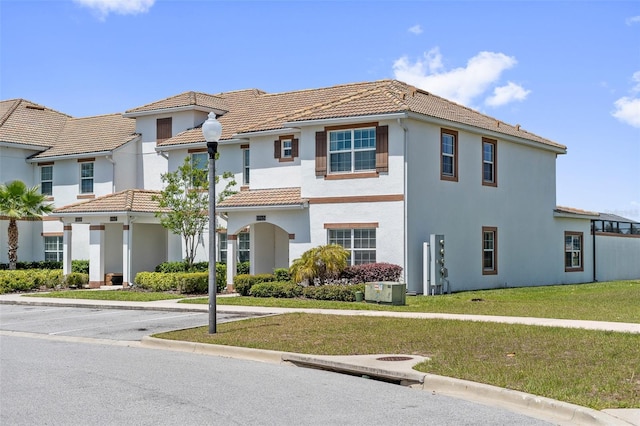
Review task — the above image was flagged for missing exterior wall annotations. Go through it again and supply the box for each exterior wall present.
[134,110,207,190]
[130,223,166,279]
[404,118,568,293]
[0,146,38,186]
[249,134,301,189]
[112,141,139,192]
[595,234,640,281]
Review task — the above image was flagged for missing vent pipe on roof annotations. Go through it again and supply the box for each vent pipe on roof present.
[516,124,521,131]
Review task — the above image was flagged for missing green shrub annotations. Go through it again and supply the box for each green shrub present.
[72,260,90,274]
[234,273,276,296]
[135,272,179,292]
[249,281,302,298]
[273,268,291,282]
[215,263,226,292]
[237,261,250,275]
[64,272,89,288]
[0,269,64,293]
[303,283,366,302]
[177,272,208,294]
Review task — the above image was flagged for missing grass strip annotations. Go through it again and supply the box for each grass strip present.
[24,290,184,302]
[155,313,640,410]
[189,280,640,323]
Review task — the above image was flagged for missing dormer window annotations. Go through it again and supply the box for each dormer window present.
[282,139,293,158]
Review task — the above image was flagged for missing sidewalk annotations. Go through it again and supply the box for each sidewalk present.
[1,292,638,425]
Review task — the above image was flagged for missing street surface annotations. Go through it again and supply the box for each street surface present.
[0,305,552,425]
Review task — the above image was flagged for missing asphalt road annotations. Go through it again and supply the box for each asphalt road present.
[0,305,552,425]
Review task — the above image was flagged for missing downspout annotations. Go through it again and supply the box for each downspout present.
[592,221,597,282]
[106,156,116,193]
[157,150,168,159]
[398,118,409,289]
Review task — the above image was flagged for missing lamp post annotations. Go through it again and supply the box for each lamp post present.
[202,111,222,334]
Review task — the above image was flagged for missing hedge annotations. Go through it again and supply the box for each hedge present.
[0,269,65,294]
[233,273,277,296]
[249,281,303,298]
[302,283,366,301]
[134,271,224,294]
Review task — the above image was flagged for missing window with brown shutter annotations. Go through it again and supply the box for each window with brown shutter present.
[315,131,327,176]
[376,125,388,173]
[156,118,172,144]
[275,135,298,162]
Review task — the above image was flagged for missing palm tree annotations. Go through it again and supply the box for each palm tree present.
[0,180,54,270]
[289,244,349,285]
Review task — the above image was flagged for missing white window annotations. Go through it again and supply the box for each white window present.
[218,232,227,264]
[565,232,583,271]
[282,139,292,158]
[329,128,376,173]
[40,165,53,196]
[441,129,458,181]
[80,162,94,194]
[44,236,63,262]
[242,148,250,185]
[238,232,250,262]
[482,138,497,186]
[190,152,208,186]
[482,227,497,275]
[328,228,376,265]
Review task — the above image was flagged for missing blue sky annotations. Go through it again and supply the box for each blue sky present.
[2,0,639,220]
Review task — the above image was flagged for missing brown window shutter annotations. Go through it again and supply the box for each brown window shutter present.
[292,138,299,158]
[315,131,327,176]
[274,140,281,159]
[156,118,172,143]
[376,125,388,173]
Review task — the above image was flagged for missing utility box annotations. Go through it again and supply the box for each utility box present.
[364,282,406,305]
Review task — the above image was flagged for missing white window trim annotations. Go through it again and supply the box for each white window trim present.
[40,165,53,196]
[80,162,94,194]
[328,127,376,174]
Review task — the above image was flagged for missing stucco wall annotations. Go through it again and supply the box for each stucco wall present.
[595,234,640,281]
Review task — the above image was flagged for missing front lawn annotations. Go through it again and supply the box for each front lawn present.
[155,313,640,410]
[24,290,185,302]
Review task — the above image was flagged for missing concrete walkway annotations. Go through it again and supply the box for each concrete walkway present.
[1,292,638,425]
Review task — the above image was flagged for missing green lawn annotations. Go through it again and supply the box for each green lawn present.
[25,290,185,302]
[156,313,640,410]
[186,280,640,323]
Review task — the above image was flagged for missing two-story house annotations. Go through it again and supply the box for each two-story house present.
[2,80,638,292]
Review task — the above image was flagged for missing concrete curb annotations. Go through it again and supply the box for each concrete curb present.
[139,336,634,426]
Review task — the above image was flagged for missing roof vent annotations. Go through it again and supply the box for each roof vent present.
[25,105,45,111]
[516,124,521,131]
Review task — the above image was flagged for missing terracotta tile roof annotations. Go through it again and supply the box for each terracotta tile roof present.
[554,206,600,217]
[0,99,70,149]
[33,113,138,159]
[217,187,306,209]
[157,80,564,150]
[125,91,229,114]
[53,190,167,214]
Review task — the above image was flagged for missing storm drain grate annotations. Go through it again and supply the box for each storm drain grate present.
[376,356,414,362]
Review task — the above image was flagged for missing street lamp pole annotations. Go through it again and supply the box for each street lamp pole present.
[202,112,222,334]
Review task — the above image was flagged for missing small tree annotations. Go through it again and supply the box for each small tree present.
[152,157,235,270]
[0,180,54,270]
[289,244,349,285]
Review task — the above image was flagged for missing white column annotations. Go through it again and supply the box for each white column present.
[89,224,105,288]
[62,224,72,275]
[122,223,130,287]
[226,234,237,292]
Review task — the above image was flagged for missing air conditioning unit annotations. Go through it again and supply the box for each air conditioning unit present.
[364,282,406,306]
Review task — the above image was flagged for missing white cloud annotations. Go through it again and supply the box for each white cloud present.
[485,82,531,107]
[612,71,640,128]
[392,47,526,107]
[408,25,423,35]
[625,16,640,26]
[73,0,155,19]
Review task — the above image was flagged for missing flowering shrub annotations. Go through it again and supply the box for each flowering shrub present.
[339,262,403,284]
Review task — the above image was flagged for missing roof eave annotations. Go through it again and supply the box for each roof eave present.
[0,141,50,151]
[407,112,567,154]
[27,150,113,163]
[280,112,409,129]
[156,137,249,152]
[217,203,308,213]
[122,105,228,118]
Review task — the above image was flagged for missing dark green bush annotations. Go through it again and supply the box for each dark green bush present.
[72,260,90,274]
[273,268,291,282]
[234,273,276,296]
[236,261,250,275]
[64,272,89,288]
[0,261,61,270]
[303,283,366,302]
[249,281,302,298]
[155,261,209,273]
[135,271,223,294]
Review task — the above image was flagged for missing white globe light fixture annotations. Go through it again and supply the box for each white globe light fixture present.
[202,112,222,334]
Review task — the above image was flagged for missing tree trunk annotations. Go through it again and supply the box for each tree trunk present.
[8,219,18,270]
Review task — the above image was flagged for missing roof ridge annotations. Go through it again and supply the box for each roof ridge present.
[0,99,22,127]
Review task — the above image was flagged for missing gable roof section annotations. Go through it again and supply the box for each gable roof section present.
[157,80,564,151]
[217,187,306,210]
[53,189,166,214]
[0,99,70,149]
[31,114,138,159]
[124,91,229,115]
